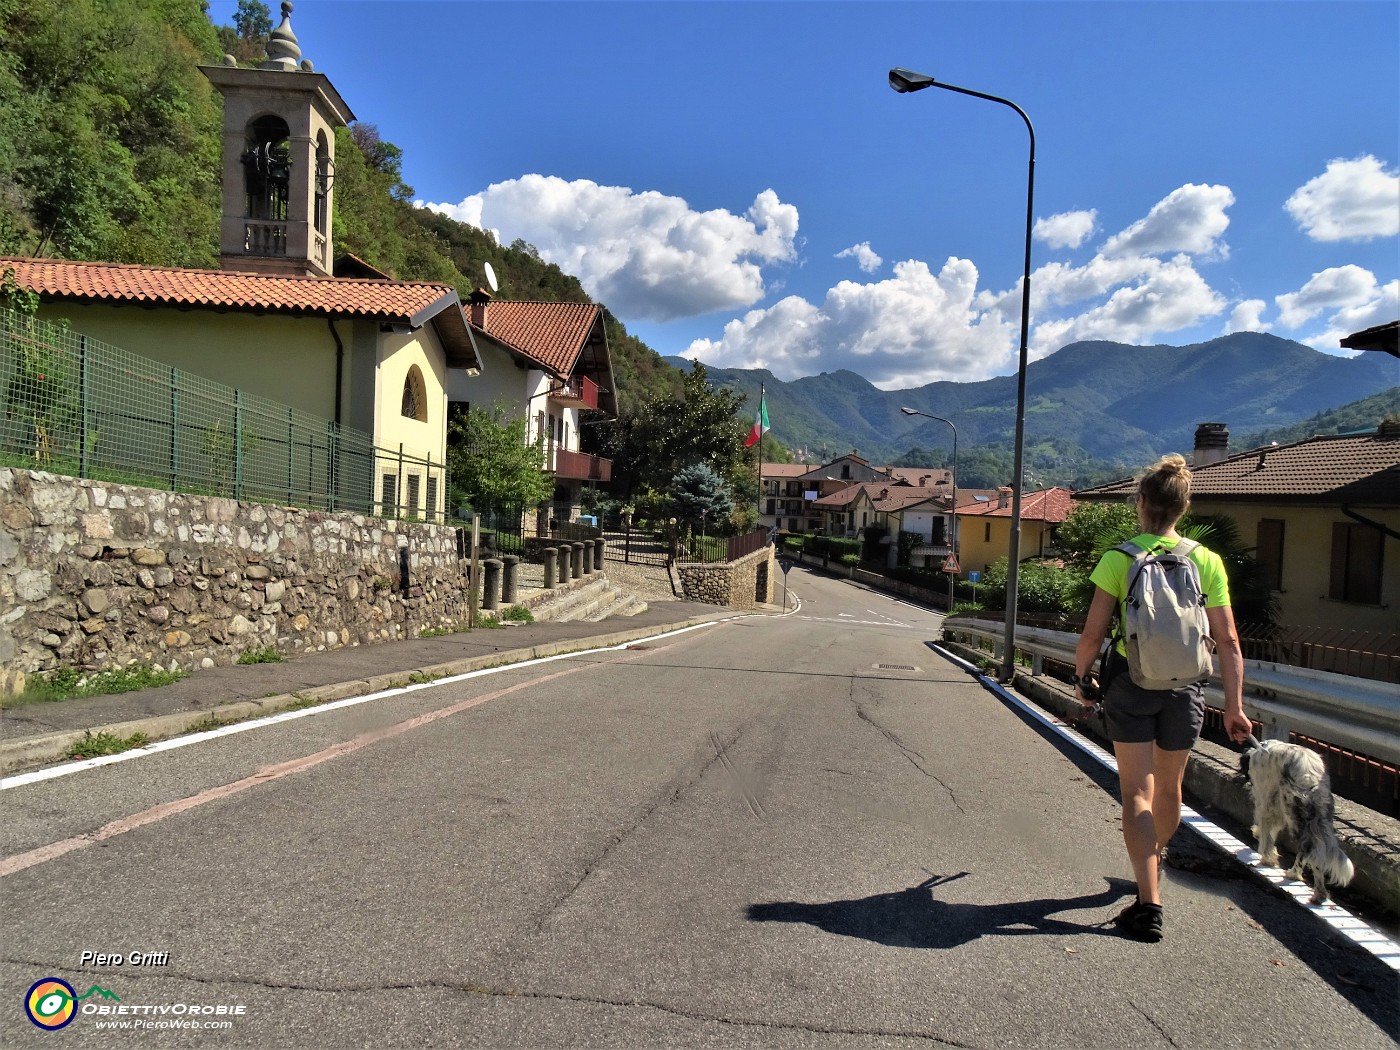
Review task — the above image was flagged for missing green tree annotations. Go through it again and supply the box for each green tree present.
[1056,501,1138,573]
[605,361,753,512]
[978,557,1084,617]
[446,405,553,512]
[672,463,733,530]
[0,0,223,264]
[215,0,272,64]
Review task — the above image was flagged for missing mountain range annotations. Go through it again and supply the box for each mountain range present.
[670,333,1399,482]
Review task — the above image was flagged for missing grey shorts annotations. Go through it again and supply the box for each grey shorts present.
[1101,656,1205,751]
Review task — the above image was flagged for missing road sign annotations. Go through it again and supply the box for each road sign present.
[778,556,793,575]
[968,570,981,584]
[941,554,960,574]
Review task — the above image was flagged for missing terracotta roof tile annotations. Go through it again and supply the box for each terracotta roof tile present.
[886,467,953,488]
[957,487,1077,521]
[760,464,815,478]
[1075,431,1400,504]
[2,256,459,322]
[474,300,601,375]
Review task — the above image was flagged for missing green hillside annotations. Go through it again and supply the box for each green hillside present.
[681,335,1399,487]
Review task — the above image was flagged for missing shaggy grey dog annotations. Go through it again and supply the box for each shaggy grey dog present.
[1239,739,1355,903]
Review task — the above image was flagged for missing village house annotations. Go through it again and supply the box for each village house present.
[455,290,617,526]
[1075,421,1400,633]
[956,486,1077,576]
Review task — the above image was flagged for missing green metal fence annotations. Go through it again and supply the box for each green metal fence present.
[0,310,448,521]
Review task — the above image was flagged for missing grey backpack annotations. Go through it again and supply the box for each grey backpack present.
[1115,538,1215,690]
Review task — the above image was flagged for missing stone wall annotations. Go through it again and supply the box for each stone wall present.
[0,468,471,694]
[675,545,774,609]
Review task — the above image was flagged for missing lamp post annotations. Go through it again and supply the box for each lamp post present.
[889,66,1035,683]
[899,407,958,611]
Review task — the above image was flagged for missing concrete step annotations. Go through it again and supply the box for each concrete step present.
[526,577,614,623]
[580,589,649,622]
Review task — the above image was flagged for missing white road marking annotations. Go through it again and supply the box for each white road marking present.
[1,620,728,791]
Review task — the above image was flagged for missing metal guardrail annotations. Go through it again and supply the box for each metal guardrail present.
[944,617,1400,766]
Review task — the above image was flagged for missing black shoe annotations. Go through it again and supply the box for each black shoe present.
[1113,898,1163,942]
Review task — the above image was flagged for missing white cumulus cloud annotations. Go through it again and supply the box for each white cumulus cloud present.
[422,176,799,322]
[1101,184,1234,260]
[834,241,883,273]
[1033,209,1097,250]
[684,184,1251,387]
[684,258,1016,389]
[1275,265,1379,328]
[1224,300,1270,334]
[1285,155,1400,242]
[1029,255,1226,355]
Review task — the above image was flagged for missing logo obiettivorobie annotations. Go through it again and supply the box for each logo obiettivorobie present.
[24,979,119,1030]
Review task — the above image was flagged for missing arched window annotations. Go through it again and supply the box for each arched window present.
[401,366,427,422]
[240,115,291,222]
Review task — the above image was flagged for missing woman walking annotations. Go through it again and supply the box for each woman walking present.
[1074,454,1252,942]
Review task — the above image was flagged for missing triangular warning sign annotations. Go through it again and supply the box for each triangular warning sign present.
[941,554,961,573]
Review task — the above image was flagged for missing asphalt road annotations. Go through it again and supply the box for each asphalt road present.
[3,565,1396,1047]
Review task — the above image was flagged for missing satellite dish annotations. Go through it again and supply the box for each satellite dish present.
[483,261,499,293]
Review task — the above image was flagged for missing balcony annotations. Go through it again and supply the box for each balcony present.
[552,448,612,482]
[243,220,287,257]
[551,376,600,410]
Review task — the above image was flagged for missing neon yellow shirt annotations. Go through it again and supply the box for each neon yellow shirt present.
[1090,533,1231,656]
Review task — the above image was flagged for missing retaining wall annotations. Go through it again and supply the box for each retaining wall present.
[0,468,471,694]
[676,545,774,609]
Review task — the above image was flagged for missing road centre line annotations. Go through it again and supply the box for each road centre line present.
[1,620,729,793]
[0,625,726,879]
[928,644,1400,972]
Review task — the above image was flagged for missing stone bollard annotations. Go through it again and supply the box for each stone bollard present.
[501,555,519,605]
[593,537,605,571]
[543,547,558,589]
[572,542,586,579]
[557,544,571,584]
[482,558,502,611]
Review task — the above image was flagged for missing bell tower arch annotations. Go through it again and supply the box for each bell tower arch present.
[201,3,355,276]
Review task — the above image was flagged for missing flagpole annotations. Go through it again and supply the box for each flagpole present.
[755,381,764,529]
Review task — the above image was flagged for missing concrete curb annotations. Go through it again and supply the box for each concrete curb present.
[936,639,1400,922]
[0,614,730,776]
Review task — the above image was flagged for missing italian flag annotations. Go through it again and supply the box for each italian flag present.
[744,395,770,448]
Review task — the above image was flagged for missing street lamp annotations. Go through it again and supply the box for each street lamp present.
[889,66,1035,683]
[900,407,958,610]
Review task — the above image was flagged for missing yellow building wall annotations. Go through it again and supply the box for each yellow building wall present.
[34,302,452,520]
[957,515,1056,574]
[1197,499,1398,632]
[36,303,339,420]
[371,330,449,520]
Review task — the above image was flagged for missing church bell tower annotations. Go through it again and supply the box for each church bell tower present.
[200,3,355,277]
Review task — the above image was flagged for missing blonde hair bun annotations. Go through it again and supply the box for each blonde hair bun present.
[1138,453,1191,528]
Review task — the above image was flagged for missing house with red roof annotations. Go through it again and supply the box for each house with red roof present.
[956,486,1078,576]
[456,291,616,522]
[1075,422,1400,632]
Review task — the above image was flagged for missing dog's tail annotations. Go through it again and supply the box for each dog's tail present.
[1306,836,1355,890]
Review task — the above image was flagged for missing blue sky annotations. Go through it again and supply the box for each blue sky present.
[211,1,1399,391]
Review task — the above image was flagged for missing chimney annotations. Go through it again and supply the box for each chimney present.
[997,486,1012,510]
[1379,419,1400,441]
[468,288,492,330]
[1193,422,1229,467]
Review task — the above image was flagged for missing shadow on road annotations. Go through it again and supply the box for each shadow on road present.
[747,872,1135,949]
